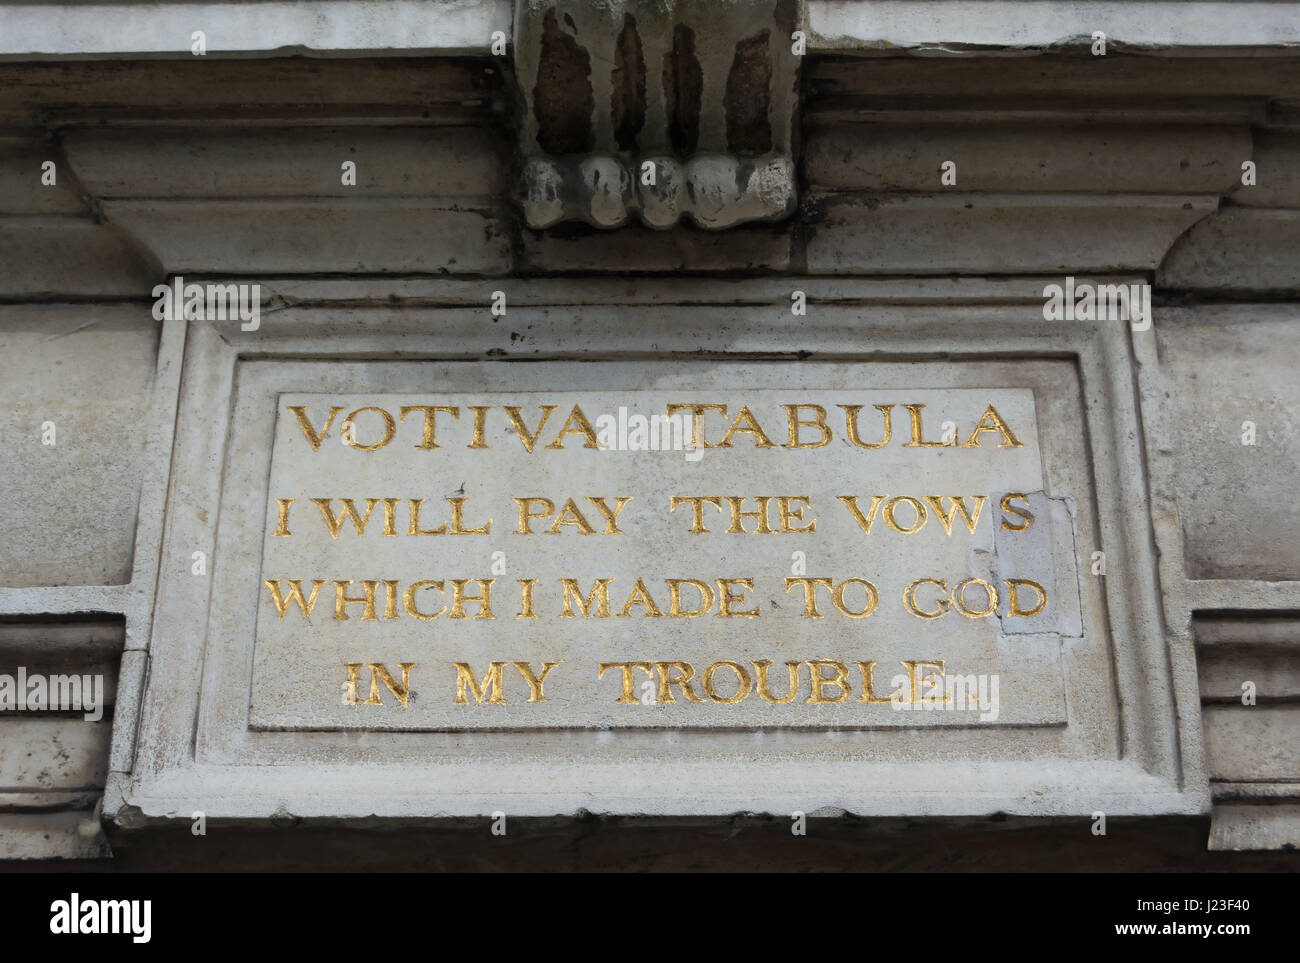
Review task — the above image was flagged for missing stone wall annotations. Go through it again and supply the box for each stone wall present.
[0,44,1296,865]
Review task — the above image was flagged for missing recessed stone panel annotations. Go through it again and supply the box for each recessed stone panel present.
[249,388,1069,730]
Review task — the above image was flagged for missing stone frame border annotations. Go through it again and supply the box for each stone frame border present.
[111,277,1205,822]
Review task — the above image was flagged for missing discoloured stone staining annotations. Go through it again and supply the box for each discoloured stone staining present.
[664,24,703,157]
[611,13,646,152]
[516,1,800,229]
[533,8,594,154]
[724,31,773,154]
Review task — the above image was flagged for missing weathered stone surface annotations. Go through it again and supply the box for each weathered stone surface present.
[1210,802,1300,851]
[521,153,796,230]
[806,125,1248,194]
[7,0,1300,61]
[1149,309,1300,580]
[1199,648,1300,700]
[0,59,501,125]
[523,220,790,271]
[102,201,511,275]
[1231,132,1300,208]
[808,194,1216,274]
[514,0,801,228]
[1159,207,1300,292]
[0,138,87,215]
[1203,705,1300,781]
[0,810,110,860]
[0,308,157,587]
[0,719,110,790]
[0,220,155,297]
[65,127,508,200]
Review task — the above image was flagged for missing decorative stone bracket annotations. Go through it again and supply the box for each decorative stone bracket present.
[514,0,802,230]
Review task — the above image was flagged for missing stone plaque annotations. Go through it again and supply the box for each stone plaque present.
[126,301,1194,820]
[251,388,1077,730]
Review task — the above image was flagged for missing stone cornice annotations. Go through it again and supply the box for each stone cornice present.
[4,1,1300,60]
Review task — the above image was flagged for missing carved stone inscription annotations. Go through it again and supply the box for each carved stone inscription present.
[250,389,1075,729]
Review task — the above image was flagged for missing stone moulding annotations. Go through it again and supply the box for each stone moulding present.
[109,279,1205,823]
[521,152,795,229]
[514,0,802,230]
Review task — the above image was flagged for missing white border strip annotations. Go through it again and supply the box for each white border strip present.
[1,1,1299,59]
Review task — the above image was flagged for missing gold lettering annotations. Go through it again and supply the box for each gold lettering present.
[962,404,1023,448]
[453,662,507,705]
[449,579,495,619]
[669,495,723,533]
[884,495,927,533]
[717,405,776,448]
[1006,578,1048,617]
[923,495,987,535]
[753,660,801,703]
[598,661,653,704]
[703,661,752,704]
[361,662,416,707]
[725,496,773,534]
[312,497,382,538]
[667,578,715,617]
[841,404,894,449]
[902,404,954,448]
[665,404,728,449]
[855,661,892,704]
[559,578,613,618]
[403,580,446,620]
[545,405,601,450]
[513,661,561,703]
[902,660,950,705]
[379,498,399,536]
[585,496,634,534]
[273,498,294,536]
[952,577,998,618]
[447,496,491,535]
[784,577,833,617]
[546,498,597,535]
[342,406,396,451]
[399,405,459,449]
[716,578,760,618]
[655,661,704,703]
[837,494,887,534]
[783,404,831,449]
[503,405,558,453]
[406,498,448,536]
[904,578,949,620]
[617,578,664,618]
[514,496,555,534]
[776,496,816,533]
[264,578,326,618]
[467,405,491,449]
[287,404,344,451]
[806,660,850,704]
[999,493,1034,531]
[516,578,539,619]
[831,578,878,618]
[334,579,379,621]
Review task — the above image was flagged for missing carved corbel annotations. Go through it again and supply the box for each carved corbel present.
[514,0,802,230]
